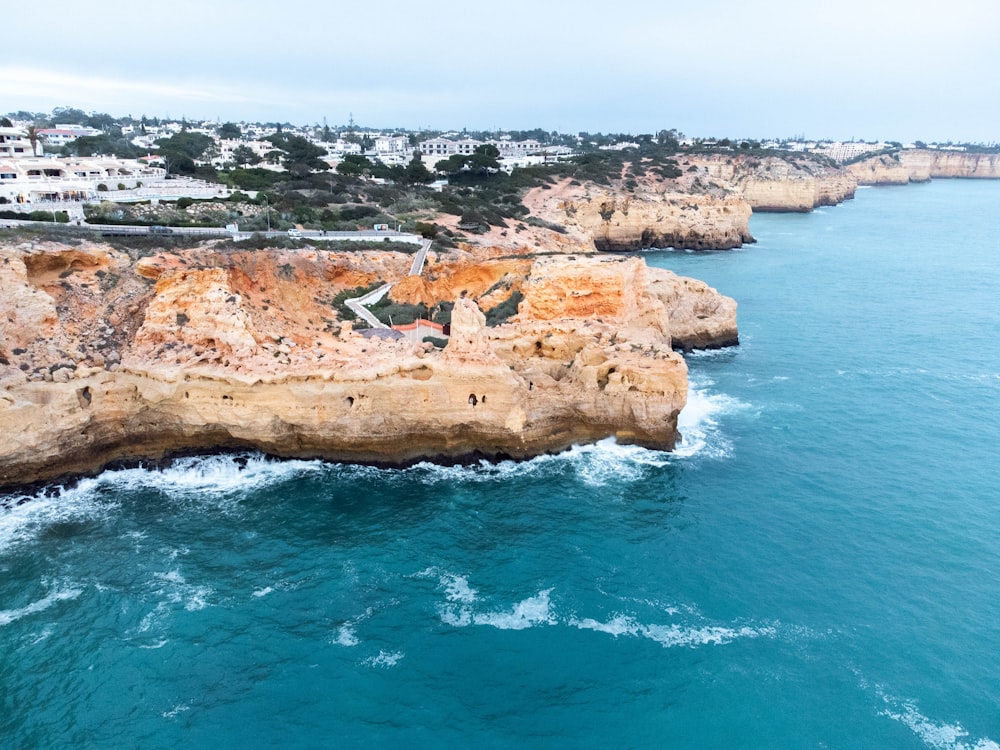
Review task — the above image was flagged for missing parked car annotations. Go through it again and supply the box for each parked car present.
[287,228,302,238]
[149,225,174,235]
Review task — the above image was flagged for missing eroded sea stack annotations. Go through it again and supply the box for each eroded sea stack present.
[0,239,737,489]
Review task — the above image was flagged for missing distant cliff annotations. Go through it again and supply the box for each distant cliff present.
[689,154,857,212]
[849,150,1000,184]
[524,179,754,252]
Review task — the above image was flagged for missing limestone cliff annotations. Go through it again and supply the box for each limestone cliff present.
[526,179,754,252]
[849,150,1000,184]
[689,154,857,212]
[0,240,737,488]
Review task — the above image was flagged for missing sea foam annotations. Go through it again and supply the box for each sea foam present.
[0,586,82,627]
[875,685,1000,750]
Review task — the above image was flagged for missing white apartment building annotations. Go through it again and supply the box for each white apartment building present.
[420,138,483,157]
[419,137,546,159]
[36,125,103,149]
[0,156,165,205]
[375,135,411,155]
[0,127,33,158]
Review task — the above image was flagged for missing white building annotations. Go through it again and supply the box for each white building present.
[0,127,33,158]
[0,156,165,205]
[36,125,103,149]
[419,138,483,157]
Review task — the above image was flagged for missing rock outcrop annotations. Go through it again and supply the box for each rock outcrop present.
[689,154,857,212]
[0,240,738,489]
[849,150,1000,184]
[527,180,754,252]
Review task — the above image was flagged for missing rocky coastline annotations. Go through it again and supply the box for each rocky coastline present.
[0,238,737,490]
[848,149,1000,185]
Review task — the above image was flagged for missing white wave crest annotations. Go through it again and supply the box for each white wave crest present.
[0,586,82,627]
[108,453,323,498]
[333,625,359,647]
[441,588,556,631]
[674,384,748,459]
[408,438,670,488]
[440,573,478,604]
[0,479,119,552]
[571,613,774,648]
[0,453,324,551]
[876,687,999,750]
[472,590,556,630]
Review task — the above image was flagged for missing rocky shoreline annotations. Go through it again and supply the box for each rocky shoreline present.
[0,239,737,490]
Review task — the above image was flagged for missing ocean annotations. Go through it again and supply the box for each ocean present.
[3,179,1000,748]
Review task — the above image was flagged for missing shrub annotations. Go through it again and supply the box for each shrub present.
[414,221,439,239]
[484,290,523,326]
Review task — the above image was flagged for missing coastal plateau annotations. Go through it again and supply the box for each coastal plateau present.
[0,237,737,489]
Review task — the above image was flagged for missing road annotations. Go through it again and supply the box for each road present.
[0,218,424,245]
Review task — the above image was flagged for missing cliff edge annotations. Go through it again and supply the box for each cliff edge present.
[0,239,737,488]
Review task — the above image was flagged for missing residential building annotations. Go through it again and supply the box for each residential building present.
[0,128,32,158]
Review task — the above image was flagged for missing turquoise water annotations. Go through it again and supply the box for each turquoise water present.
[3,180,1000,748]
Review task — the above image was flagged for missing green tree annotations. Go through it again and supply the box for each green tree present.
[265,133,329,176]
[62,134,137,158]
[435,144,501,179]
[156,131,215,160]
[0,117,12,127]
[336,154,374,176]
[403,151,434,184]
[231,144,260,166]
[218,122,242,140]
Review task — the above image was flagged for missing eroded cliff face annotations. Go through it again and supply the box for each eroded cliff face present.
[0,240,737,488]
[526,179,754,252]
[849,150,1000,184]
[689,154,857,211]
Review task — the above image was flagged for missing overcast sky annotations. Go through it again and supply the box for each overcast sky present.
[3,0,998,142]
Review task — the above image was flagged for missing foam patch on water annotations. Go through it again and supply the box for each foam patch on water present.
[440,573,479,604]
[673,384,746,459]
[329,605,375,647]
[435,578,770,647]
[405,438,672,489]
[362,650,404,668]
[872,683,999,750]
[0,453,325,551]
[0,478,120,553]
[0,585,82,627]
[162,704,191,719]
[133,568,213,638]
[333,625,359,647]
[570,613,775,648]
[108,453,324,499]
[440,583,556,631]
[471,590,557,630]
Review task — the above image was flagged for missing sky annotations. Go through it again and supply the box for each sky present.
[3,0,999,143]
